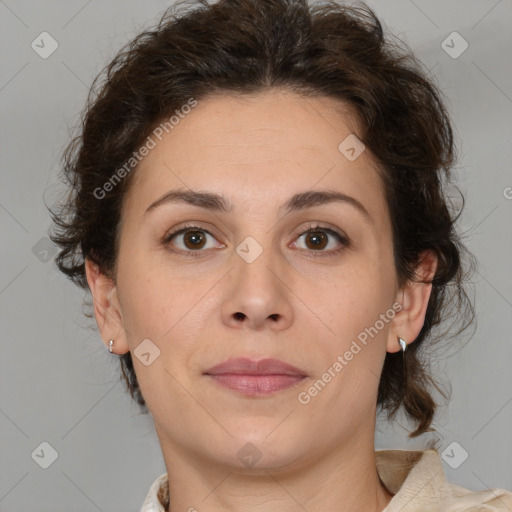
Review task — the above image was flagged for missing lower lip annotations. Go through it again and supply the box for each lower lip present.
[207,374,306,396]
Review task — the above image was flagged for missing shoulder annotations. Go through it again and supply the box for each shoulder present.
[376,449,512,512]
[441,480,512,511]
[140,473,168,512]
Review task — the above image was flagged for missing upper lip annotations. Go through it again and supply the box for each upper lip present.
[205,358,307,376]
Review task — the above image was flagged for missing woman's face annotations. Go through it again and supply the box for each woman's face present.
[98,90,412,471]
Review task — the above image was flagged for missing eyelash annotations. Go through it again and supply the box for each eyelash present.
[162,223,349,258]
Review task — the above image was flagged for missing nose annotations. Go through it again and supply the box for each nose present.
[221,249,294,332]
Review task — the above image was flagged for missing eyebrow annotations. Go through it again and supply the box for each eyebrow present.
[145,189,372,222]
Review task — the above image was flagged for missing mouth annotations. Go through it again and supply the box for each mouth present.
[204,358,308,396]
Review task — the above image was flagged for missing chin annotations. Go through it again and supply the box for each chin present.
[215,429,308,473]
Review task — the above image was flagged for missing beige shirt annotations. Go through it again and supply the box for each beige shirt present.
[140,449,512,511]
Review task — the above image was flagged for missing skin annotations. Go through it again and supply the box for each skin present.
[86,89,437,512]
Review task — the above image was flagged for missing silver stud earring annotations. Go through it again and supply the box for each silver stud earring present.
[398,336,407,352]
[108,339,114,353]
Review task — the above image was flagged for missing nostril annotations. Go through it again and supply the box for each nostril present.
[268,314,279,321]
[234,312,246,320]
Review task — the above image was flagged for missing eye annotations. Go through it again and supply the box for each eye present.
[292,225,349,256]
[162,223,349,257]
[163,225,223,254]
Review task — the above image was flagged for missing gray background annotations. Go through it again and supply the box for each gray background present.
[1,0,511,510]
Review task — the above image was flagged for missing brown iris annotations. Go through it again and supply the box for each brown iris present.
[304,230,328,250]
[183,230,207,249]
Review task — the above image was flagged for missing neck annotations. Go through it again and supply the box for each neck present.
[158,434,394,512]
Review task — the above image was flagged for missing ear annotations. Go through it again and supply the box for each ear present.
[387,250,438,353]
[84,257,130,355]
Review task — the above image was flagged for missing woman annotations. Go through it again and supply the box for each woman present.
[50,0,512,510]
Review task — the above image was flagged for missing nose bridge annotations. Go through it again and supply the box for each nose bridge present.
[234,232,283,302]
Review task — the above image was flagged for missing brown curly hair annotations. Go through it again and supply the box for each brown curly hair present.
[49,0,475,438]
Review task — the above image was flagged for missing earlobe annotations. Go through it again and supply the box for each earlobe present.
[386,250,438,353]
[84,257,130,354]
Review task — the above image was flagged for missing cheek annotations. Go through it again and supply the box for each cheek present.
[304,267,394,409]
[318,262,394,339]
[116,242,178,342]
[116,245,216,356]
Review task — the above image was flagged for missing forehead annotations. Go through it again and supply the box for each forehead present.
[123,89,389,225]
[157,90,361,161]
